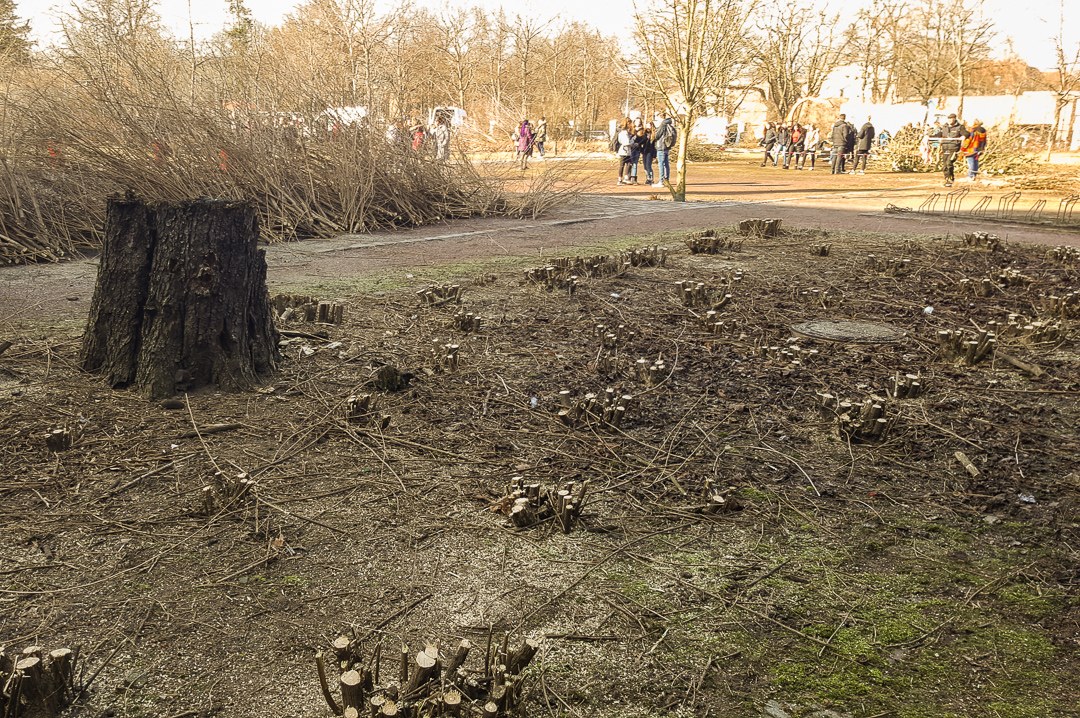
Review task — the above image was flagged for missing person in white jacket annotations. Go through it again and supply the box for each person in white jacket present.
[799,124,821,170]
[432,115,451,161]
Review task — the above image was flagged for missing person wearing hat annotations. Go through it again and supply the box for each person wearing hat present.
[959,119,988,181]
[931,113,965,187]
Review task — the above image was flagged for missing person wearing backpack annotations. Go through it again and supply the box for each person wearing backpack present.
[652,110,676,186]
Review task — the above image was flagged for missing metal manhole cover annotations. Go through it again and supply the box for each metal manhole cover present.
[791,319,905,344]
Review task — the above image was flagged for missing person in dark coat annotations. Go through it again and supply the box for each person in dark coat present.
[932,113,965,186]
[841,120,856,171]
[851,116,875,174]
[773,123,790,167]
[829,114,852,174]
[760,122,777,166]
[640,123,658,185]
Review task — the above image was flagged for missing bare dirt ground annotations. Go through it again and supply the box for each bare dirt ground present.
[2,160,1080,718]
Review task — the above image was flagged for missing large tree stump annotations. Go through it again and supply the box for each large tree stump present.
[80,195,279,399]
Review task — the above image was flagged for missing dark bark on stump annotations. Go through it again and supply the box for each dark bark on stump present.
[80,196,279,399]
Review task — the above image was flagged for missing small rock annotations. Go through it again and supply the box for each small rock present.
[764,700,792,718]
[121,670,148,690]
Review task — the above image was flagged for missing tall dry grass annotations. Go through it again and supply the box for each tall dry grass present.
[0,50,585,265]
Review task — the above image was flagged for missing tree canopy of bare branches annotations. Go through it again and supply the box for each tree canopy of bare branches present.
[893,0,994,116]
[634,0,754,201]
[750,1,844,120]
[1041,1,1080,157]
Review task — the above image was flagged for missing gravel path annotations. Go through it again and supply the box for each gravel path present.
[3,170,1078,328]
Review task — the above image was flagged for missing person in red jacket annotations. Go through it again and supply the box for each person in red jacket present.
[959,119,988,181]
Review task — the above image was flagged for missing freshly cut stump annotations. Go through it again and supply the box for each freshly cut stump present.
[80,196,279,399]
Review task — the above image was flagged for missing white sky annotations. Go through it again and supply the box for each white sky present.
[14,0,1077,71]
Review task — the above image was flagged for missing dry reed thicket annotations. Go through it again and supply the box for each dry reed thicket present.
[0,56,580,267]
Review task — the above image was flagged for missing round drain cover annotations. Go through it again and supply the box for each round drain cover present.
[791,319,905,344]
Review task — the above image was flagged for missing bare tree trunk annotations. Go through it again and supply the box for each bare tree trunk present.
[1067,97,1078,150]
[1047,99,1065,161]
[672,114,693,202]
[956,42,965,119]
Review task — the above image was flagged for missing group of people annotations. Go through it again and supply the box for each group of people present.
[758,115,876,174]
[930,113,988,186]
[513,117,548,169]
[759,121,821,170]
[387,114,452,160]
[828,115,877,174]
[612,110,677,186]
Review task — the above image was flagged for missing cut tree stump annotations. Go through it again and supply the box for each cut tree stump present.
[80,195,279,399]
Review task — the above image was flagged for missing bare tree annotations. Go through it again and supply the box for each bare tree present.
[508,14,550,116]
[895,0,992,118]
[0,0,32,65]
[941,0,995,118]
[1042,2,1080,158]
[751,1,844,119]
[634,0,753,201]
[431,8,481,110]
[895,0,953,112]
[842,0,909,103]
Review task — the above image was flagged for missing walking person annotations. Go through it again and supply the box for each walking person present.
[784,123,804,169]
[851,116,874,174]
[640,122,657,185]
[760,121,777,167]
[517,118,534,170]
[959,119,988,181]
[842,118,857,172]
[629,126,644,184]
[799,124,820,170]
[432,113,451,161]
[829,114,851,174]
[932,113,965,187]
[616,120,639,185]
[535,116,548,158]
[774,122,790,167]
[653,110,676,186]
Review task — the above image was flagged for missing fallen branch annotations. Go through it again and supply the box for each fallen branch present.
[998,352,1047,378]
[177,423,243,439]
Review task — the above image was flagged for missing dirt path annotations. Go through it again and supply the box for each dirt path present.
[2,160,1078,330]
